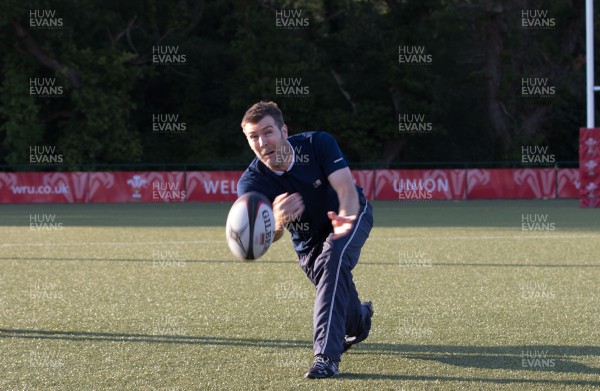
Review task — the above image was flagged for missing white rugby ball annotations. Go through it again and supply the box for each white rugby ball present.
[226,192,275,261]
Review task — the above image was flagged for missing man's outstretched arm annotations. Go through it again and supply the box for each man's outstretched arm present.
[328,167,359,239]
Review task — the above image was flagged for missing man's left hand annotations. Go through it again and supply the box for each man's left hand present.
[327,211,356,240]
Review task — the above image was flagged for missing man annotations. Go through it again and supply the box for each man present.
[237,101,374,379]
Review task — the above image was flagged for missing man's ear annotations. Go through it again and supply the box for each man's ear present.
[281,124,288,139]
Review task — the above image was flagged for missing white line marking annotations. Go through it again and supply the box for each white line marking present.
[0,240,225,248]
[369,235,599,240]
[333,157,344,163]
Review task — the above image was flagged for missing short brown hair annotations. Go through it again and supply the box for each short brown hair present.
[241,101,284,129]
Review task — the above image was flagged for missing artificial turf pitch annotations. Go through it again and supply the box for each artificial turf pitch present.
[0,200,599,390]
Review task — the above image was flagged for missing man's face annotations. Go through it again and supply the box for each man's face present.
[243,116,289,170]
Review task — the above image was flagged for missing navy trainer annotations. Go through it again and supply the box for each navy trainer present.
[304,354,339,379]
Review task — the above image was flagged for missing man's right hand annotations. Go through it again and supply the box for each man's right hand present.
[272,192,305,241]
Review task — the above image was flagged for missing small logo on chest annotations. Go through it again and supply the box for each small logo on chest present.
[312,179,322,188]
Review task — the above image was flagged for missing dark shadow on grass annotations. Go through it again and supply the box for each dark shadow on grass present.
[1,328,598,387]
[338,372,600,387]
[2,328,599,379]
[2,257,600,269]
[0,328,311,348]
[346,343,600,375]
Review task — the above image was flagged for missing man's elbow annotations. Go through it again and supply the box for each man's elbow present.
[341,182,359,202]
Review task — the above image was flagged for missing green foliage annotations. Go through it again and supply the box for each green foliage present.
[59,48,143,164]
[0,54,44,165]
[0,0,589,168]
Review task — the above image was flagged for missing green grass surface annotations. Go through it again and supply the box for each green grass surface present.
[0,200,599,390]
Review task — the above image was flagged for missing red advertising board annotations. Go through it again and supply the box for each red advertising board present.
[466,169,555,199]
[184,170,375,201]
[0,168,584,203]
[556,169,579,198]
[185,171,242,202]
[579,128,600,208]
[0,172,88,203]
[352,170,375,200]
[88,172,185,203]
[375,169,467,200]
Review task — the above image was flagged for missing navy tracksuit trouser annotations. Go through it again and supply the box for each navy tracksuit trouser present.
[298,199,373,362]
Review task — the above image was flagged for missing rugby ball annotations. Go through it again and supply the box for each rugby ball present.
[226,192,275,261]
